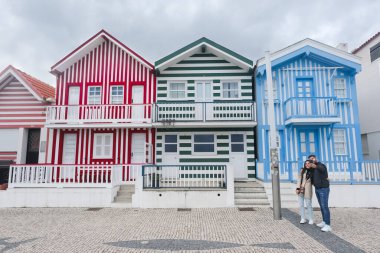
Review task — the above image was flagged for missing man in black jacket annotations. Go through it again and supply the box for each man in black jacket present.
[308,154,331,232]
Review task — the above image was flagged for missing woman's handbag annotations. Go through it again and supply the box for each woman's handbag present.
[299,187,305,194]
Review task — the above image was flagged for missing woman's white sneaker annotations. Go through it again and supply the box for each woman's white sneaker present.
[317,221,325,227]
[321,225,332,232]
[300,219,306,224]
[308,220,314,225]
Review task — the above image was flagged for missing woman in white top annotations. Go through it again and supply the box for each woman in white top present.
[296,160,314,224]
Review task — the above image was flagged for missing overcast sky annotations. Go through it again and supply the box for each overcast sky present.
[0,0,379,86]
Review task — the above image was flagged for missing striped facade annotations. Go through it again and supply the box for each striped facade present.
[48,30,155,166]
[255,39,362,180]
[154,38,256,178]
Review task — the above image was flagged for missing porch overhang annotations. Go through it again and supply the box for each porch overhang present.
[284,117,341,125]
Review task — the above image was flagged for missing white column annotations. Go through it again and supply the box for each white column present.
[16,128,28,164]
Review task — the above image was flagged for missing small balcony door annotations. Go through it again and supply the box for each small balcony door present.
[68,86,80,120]
[132,86,144,121]
[26,129,40,164]
[131,133,146,163]
[62,133,77,179]
[298,129,319,163]
[195,82,212,120]
[296,78,315,116]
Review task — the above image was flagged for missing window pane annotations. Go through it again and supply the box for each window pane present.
[95,147,102,156]
[194,144,214,152]
[165,135,177,143]
[96,135,102,145]
[196,83,203,99]
[104,146,111,156]
[105,135,111,145]
[165,144,177,153]
[231,144,244,152]
[194,134,214,143]
[231,134,244,142]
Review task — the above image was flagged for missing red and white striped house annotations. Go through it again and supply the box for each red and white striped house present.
[0,65,55,190]
[36,30,156,188]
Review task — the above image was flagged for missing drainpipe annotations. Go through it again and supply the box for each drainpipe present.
[252,64,259,174]
[265,51,282,220]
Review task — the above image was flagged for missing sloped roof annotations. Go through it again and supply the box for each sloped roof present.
[155,37,253,71]
[51,29,153,74]
[352,32,380,54]
[0,65,55,100]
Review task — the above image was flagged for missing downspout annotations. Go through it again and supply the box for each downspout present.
[252,63,259,174]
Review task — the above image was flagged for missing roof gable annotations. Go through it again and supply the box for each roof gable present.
[51,29,153,74]
[0,65,55,101]
[155,37,253,72]
[257,38,361,75]
[352,32,380,54]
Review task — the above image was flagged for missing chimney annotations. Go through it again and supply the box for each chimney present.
[336,43,348,52]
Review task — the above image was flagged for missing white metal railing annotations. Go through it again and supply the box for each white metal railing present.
[154,101,256,122]
[257,160,380,184]
[284,97,337,120]
[46,104,152,124]
[8,164,142,188]
[142,165,227,188]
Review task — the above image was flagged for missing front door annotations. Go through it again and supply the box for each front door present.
[26,129,41,164]
[68,86,80,120]
[298,129,318,162]
[195,82,212,120]
[229,134,247,178]
[296,78,314,116]
[62,133,77,179]
[131,133,146,163]
[132,86,144,121]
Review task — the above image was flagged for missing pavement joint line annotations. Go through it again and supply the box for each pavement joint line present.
[282,208,366,253]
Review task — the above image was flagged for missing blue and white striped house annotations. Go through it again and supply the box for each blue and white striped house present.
[255,39,366,182]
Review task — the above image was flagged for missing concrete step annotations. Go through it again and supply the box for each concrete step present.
[235,202,270,207]
[119,185,135,191]
[235,192,267,199]
[117,190,134,196]
[114,195,132,203]
[234,182,262,188]
[235,199,270,205]
[110,202,132,208]
[234,187,266,193]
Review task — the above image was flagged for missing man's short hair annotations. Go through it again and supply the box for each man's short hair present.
[308,154,316,159]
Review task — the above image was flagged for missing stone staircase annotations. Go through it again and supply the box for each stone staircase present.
[234,180,270,208]
[262,182,299,208]
[111,185,134,208]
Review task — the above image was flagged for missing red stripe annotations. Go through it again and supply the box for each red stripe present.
[0,119,45,123]
[0,156,16,160]
[0,93,33,97]
[0,125,44,128]
[0,108,45,112]
[0,114,45,118]
[0,98,38,102]
[0,152,17,155]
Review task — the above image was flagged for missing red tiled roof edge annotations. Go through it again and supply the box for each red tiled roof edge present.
[352,32,380,54]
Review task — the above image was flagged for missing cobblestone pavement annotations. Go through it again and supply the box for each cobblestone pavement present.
[0,207,378,253]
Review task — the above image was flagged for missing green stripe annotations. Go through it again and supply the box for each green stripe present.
[241,92,252,96]
[157,87,167,91]
[191,53,217,57]
[217,143,229,147]
[158,80,167,84]
[217,135,229,139]
[248,166,256,170]
[179,158,229,163]
[247,135,254,139]
[164,66,242,71]
[213,93,220,97]
[180,151,192,155]
[178,60,229,64]
[248,174,256,178]
[179,136,192,140]
[157,135,162,140]
[157,94,167,97]
[247,158,255,162]
[156,143,162,147]
[188,93,195,97]
[241,86,252,90]
[213,86,220,90]
[156,151,162,155]
[247,150,255,155]
[213,80,220,83]
[217,150,229,155]
[187,80,195,83]
[241,79,252,83]
[158,73,251,77]
[247,143,255,147]
[187,86,195,90]
[156,158,162,163]
[180,143,192,147]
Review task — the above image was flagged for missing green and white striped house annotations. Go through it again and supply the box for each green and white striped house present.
[153,38,257,179]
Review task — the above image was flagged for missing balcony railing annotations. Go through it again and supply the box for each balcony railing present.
[154,101,256,123]
[257,160,380,184]
[46,104,152,125]
[284,97,338,121]
[8,164,142,188]
[142,164,227,188]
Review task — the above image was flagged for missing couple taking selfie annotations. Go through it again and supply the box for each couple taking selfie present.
[296,154,331,232]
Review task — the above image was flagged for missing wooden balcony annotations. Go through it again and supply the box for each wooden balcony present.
[46,104,152,128]
[284,97,341,125]
[153,101,256,128]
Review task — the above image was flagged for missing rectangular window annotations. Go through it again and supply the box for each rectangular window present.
[93,133,113,158]
[264,78,277,99]
[110,86,124,104]
[333,129,347,155]
[194,134,214,153]
[334,78,347,98]
[88,86,102,104]
[169,83,186,99]
[370,41,380,62]
[231,134,244,152]
[222,82,239,98]
[164,135,177,153]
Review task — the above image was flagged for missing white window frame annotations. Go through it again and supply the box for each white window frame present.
[164,134,178,154]
[193,134,216,155]
[333,129,347,155]
[230,133,245,153]
[264,78,278,99]
[334,78,347,98]
[222,81,240,99]
[88,86,102,105]
[110,85,124,104]
[169,82,186,99]
[93,133,113,159]
[195,81,213,102]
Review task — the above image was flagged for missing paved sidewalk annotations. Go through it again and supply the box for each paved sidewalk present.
[0,207,378,252]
